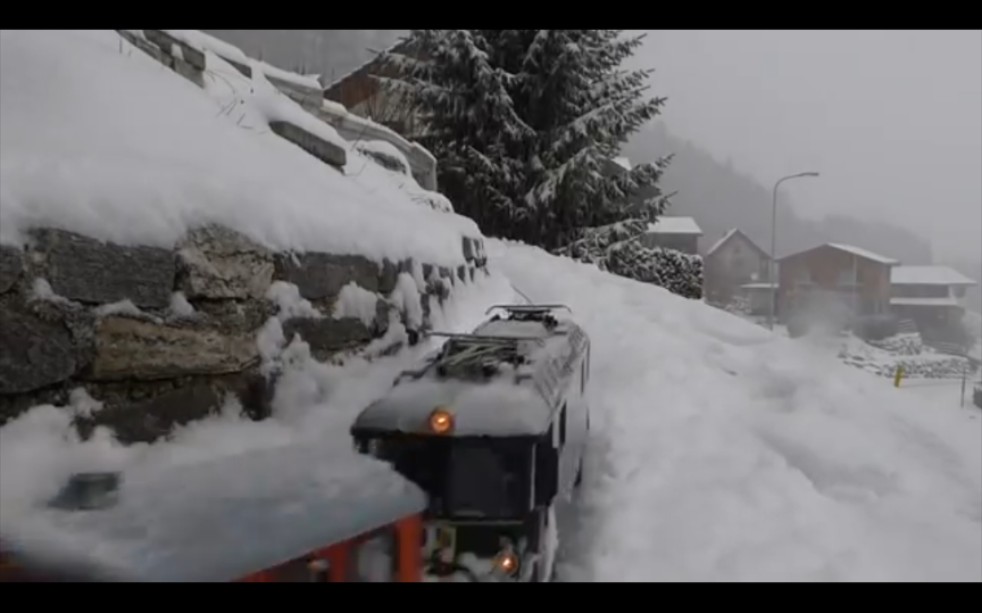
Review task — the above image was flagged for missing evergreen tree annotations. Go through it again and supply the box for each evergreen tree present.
[381,30,671,250]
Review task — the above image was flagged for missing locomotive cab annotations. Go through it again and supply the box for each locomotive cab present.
[351,304,591,582]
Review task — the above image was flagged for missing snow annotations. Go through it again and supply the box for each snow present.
[824,243,900,266]
[707,228,739,256]
[355,378,549,436]
[2,233,980,581]
[168,292,196,319]
[1,30,979,582]
[491,239,981,582]
[257,61,322,90]
[266,281,322,321]
[891,297,960,307]
[67,388,104,419]
[741,282,777,290]
[0,273,509,539]
[389,272,425,330]
[30,279,72,306]
[0,30,478,268]
[891,265,977,287]
[612,156,631,171]
[646,216,703,235]
[334,282,381,327]
[163,30,249,65]
[93,299,147,320]
[0,441,426,582]
[355,140,411,175]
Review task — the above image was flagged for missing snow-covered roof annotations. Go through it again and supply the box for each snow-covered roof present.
[612,156,631,172]
[0,30,478,268]
[890,297,961,307]
[258,61,322,90]
[826,243,899,266]
[0,443,426,581]
[891,266,976,287]
[353,317,590,437]
[646,216,703,236]
[163,30,250,65]
[778,243,899,265]
[707,228,769,258]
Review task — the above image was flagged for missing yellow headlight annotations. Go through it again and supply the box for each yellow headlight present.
[493,551,519,575]
[429,407,454,434]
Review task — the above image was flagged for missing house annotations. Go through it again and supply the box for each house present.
[703,228,772,308]
[640,217,703,255]
[775,243,899,325]
[890,265,977,332]
[322,40,424,140]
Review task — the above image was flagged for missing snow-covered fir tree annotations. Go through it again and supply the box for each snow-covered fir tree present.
[381,30,672,250]
[557,219,704,300]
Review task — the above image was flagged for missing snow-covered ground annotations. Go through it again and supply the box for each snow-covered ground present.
[492,240,981,582]
[1,30,980,582]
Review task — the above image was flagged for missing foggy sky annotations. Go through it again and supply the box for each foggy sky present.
[628,30,982,264]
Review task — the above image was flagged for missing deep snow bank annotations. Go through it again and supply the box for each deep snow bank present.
[0,30,475,266]
[492,240,981,582]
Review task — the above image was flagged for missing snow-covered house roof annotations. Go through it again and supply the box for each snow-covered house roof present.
[825,243,899,266]
[777,243,899,266]
[322,39,416,102]
[612,156,631,172]
[890,297,961,307]
[891,266,977,287]
[646,216,703,236]
[706,228,769,259]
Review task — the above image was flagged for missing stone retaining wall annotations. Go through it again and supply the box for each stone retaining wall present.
[0,226,488,444]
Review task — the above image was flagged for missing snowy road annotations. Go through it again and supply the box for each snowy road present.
[490,240,982,582]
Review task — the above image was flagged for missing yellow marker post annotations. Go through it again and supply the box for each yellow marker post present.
[894,365,905,388]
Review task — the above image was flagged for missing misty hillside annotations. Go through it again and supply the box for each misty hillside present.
[622,122,935,264]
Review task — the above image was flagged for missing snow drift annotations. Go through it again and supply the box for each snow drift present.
[493,240,980,582]
[0,30,476,267]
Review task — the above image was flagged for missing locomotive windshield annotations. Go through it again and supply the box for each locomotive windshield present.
[369,437,531,519]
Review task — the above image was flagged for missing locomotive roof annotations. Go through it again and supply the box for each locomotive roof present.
[352,313,590,437]
[0,442,426,582]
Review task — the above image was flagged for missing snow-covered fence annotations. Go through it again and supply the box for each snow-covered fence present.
[0,226,488,444]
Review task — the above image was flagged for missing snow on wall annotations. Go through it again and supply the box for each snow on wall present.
[0,28,490,452]
[0,30,471,269]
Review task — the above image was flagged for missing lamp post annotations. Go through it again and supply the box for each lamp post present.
[768,171,820,330]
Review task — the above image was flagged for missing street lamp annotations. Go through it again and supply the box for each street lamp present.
[768,171,820,330]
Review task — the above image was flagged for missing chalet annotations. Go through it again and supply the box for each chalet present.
[640,217,703,255]
[776,243,899,325]
[704,228,771,308]
[890,265,977,331]
[322,40,424,139]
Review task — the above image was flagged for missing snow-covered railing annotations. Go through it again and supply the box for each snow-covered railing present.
[314,100,437,191]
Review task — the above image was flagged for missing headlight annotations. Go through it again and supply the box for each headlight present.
[429,406,455,434]
[492,549,519,576]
